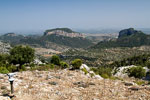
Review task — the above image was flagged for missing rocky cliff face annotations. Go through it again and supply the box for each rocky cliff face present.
[44,28,84,38]
[0,41,11,54]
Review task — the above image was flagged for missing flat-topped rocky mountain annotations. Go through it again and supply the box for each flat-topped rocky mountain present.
[44,28,84,37]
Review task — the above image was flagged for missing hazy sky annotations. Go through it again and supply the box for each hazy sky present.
[0,0,150,33]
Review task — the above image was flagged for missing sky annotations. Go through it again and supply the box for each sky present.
[0,0,150,33]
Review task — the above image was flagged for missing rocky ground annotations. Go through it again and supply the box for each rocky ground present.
[0,69,150,100]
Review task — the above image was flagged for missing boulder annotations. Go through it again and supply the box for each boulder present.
[33,59,43,65]
[94,75,103,80]
[124,82,134,86]
[128,87,140,91]
[114,65,136,78]
[0,96,11,100]
[80,64,90,71]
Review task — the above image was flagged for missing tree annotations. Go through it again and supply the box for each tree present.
[50,55,60,65]
[9,45,35,70]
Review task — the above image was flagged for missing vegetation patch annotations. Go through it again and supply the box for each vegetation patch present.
[71,59,82,70]
[127,66,146,78]
[135,80,146,85]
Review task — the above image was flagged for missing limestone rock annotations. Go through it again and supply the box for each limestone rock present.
[80,64,90,71]
[124,82,134,86]
[114,65,136,78]
[0,96,11,100]
[94,75,103,80]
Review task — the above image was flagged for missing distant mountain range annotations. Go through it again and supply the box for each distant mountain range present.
[1,28,150,51]
[91,28,150,49]
[0,28,93,51]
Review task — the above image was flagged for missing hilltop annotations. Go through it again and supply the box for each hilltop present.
[118,28,144,38]
[0,33,24,44]
[44,28,84,38]
[91,28,150,49]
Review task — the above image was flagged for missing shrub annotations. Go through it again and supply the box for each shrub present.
[30,63,35,68]
[135,80,146,85]
[146,61,150,69]
[31,65,50,71]
[0,54,9,64]
[90,67,98,74]
[50,64,55,69]
[109,76,124,81]
[81,68,88,75]
[19,65,26,72]
[101,73,109,79]
[91,67,112,78]
[71,59,82,69]
[0,67,9,74]
[51,55,60,65]
[127,66,146,78]
[7,65,17,72]
[60,61,69,69]
[97,67,112,78]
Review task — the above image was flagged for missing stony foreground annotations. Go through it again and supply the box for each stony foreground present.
[0,70,150,100]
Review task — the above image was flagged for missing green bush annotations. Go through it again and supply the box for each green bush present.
[0,67,9,74]
[97,67,112,78]
[71,59,82,69]
[7,65,17,72]
[81,68,88,74]
[30,65,50,71]
[19,65,26,71]
[101,73,109,79]
[135,80,146,85]
[0,54,9,64]
[90,67,98,74]
[50,64,55,69]
[146,61,150,69]
[30,63,35,68]
[91,67,112,78]
[51,55,60,65]
[60,61,69,69]
[127,66,146,78]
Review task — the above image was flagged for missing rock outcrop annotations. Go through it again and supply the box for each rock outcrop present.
[118,28,144,38]
[80,64,103,80]
[44,28,84,37]
[0,96,11,100]
[0,41,11,54]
